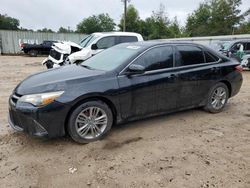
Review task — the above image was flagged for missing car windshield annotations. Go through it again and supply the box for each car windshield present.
[81,45,142,71]
[79,34,99,48]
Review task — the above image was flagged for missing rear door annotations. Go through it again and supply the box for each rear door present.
[118,36,138,44]
[174,45,220,108]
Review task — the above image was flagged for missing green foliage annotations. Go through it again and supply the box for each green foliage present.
[0,14,19,30]
[118,5,141,33]
[235,8,250,34]
[57,27,74,33]
[76,13,115,34]
[185,0,247,36]
[37,28,55,33]
[168,17,183,38]
[119,4,183,40]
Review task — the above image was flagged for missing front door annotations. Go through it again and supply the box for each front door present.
[118,45,179,119]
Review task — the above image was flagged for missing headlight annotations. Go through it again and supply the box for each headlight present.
[19,91,64,107]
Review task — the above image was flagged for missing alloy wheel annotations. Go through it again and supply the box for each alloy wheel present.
[211,87,227,110]
[75,107,108,139]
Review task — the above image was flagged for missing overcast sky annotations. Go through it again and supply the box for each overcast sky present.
[1,0,249,31]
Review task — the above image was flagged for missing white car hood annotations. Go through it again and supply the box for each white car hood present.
[68,48,93,63]
[52,41,82,54]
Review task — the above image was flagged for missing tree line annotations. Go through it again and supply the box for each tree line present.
[0,0,249,39]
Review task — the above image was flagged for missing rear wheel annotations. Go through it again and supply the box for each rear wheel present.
[67,101,113,144]
[204,83,229,113]
[29,50,38,57]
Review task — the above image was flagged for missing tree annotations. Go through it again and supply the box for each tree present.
[235,8,250,34]
[37,28,54,33]
[57,27,73,33]
[76,13,115,34]
[142,4,172,39]
[185,3,211,36]
[118,5,141,33]
[0,14,20,30]
[185,0,247,36]
[168,17,182,38]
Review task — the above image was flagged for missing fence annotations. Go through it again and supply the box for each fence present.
[0,30,85,54]
[0,30,249,54]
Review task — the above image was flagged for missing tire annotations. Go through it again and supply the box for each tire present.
[45,60,54,69]
[204,83,229,113]
[247,59,250,69]
[67,100,113,144]
[29,50,38,57]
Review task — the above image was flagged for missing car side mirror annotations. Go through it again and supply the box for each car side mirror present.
[91,44,98,50]
[126,64,145,75]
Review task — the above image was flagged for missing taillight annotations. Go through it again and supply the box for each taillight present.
[235,65,243,72]
[20,43,25,48]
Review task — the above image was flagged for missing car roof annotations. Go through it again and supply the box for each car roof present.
[117,40,203,48]
[93,32,142,37]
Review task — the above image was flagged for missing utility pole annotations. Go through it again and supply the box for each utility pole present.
[121,0,130,32]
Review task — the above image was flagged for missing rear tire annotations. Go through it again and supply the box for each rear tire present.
[204,83,229,113]
[29,50,38,57]
[67,101,113,144]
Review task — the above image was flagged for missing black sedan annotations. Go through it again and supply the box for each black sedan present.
[9,41,243,143]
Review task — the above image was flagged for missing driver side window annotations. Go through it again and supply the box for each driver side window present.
[133,46,174,71]
[96,36,117,49]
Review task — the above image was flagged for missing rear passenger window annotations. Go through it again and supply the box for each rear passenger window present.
[134,46,173,71]
[204,51,219,63]
[176,45,205,66]
[119,36,138,43]
[244,43,250,50]
[96,36,117,49]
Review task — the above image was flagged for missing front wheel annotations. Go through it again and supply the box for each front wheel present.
[44,60,54,69]
[67,101,113,144]
[204,83,229,113]
[247,59,250,69]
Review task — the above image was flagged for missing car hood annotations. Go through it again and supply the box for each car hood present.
[16,65,105,95]
[68,48,92,62]
[52,41,82,54]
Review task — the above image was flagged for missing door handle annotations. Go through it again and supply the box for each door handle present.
[170,74,178,79]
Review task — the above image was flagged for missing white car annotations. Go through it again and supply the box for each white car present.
[42,32,144,69]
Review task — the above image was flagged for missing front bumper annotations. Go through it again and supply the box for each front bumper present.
[8,93,71,138]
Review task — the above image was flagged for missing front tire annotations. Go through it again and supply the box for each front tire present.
[67,101,113,144]
[204,83,229,113]
[45,60,54,69]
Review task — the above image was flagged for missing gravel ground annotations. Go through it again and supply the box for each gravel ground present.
[0,56,250,188]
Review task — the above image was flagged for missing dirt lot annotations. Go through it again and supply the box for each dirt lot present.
[0,56,250,188]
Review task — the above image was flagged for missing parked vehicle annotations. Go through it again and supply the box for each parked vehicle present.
[9,41,243,143]
[219,40,250,68]
[21,40,57,57]
[209,41,231,51]
[42,32,143,69]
